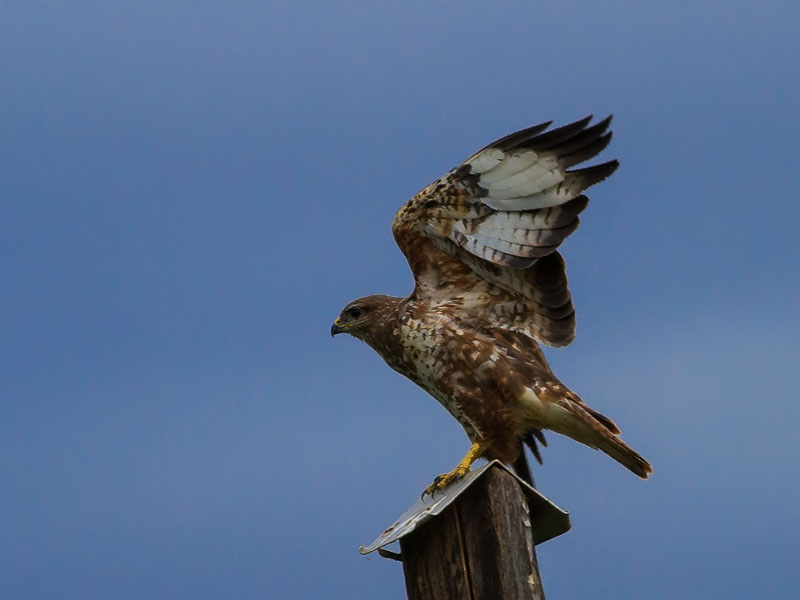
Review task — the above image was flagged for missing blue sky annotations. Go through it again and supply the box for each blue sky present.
[1,2,798,598]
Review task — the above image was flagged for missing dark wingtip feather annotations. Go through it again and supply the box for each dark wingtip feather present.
[486,120,553,152]
[539,311,578,347]
[594,114,613,131]
[564,194,590,216]
[569,159,619,189]
[542,334,576,349]
[527,115,594,151]
[536,299,575,319]
[536,289,572,311]
[526,251,568,291]
[560,132,613,169]
[478,114,615,157]
[549,115,612,157]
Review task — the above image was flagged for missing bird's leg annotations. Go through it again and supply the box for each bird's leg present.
[422,441,488,498]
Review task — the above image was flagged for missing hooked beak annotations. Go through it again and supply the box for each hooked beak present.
[331,318,344,337]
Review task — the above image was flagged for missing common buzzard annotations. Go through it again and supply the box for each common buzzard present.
[332,116,651,496]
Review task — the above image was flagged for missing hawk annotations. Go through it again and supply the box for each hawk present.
[332,116,651,496]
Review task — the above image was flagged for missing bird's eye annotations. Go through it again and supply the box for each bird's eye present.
[349,307,362,319]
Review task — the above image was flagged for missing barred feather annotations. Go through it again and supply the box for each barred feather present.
[392,116,618,346]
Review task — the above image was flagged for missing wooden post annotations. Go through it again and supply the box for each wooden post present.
[399,467,546,600]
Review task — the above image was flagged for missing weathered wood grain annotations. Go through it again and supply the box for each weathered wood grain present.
[400,468,545,600]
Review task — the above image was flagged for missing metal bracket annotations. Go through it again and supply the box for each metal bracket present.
[359,460,571,556]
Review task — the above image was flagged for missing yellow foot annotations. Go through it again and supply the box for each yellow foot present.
[421,466,470,499]
[420,441,488,499]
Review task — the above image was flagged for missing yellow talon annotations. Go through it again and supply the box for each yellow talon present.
[422,442,487,498]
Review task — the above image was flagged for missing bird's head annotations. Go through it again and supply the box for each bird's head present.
[331,295,398,342]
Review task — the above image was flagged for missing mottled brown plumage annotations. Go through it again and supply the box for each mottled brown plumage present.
[332,116,651,494]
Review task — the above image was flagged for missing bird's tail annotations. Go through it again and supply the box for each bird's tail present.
[564,398,653,479]
[594,431,652,479]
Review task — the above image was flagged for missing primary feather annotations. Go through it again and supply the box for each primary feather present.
[393,115,618,346]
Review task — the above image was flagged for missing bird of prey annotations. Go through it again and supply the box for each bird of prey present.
[332,116,651,496]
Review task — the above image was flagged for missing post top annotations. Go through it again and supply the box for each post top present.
[359,460,571,556]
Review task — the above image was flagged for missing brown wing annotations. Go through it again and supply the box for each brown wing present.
[392,116,618,347]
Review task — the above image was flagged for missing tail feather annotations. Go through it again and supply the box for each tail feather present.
[595,432,652,479]
[558,390,652,478]
[520,379,652,479]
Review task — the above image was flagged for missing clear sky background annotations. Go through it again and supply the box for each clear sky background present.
[2,2,798,598]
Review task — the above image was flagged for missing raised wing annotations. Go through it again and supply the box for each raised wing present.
[392,116,618,347]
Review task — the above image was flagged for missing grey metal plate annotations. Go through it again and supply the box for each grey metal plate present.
[359,460,571,556]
